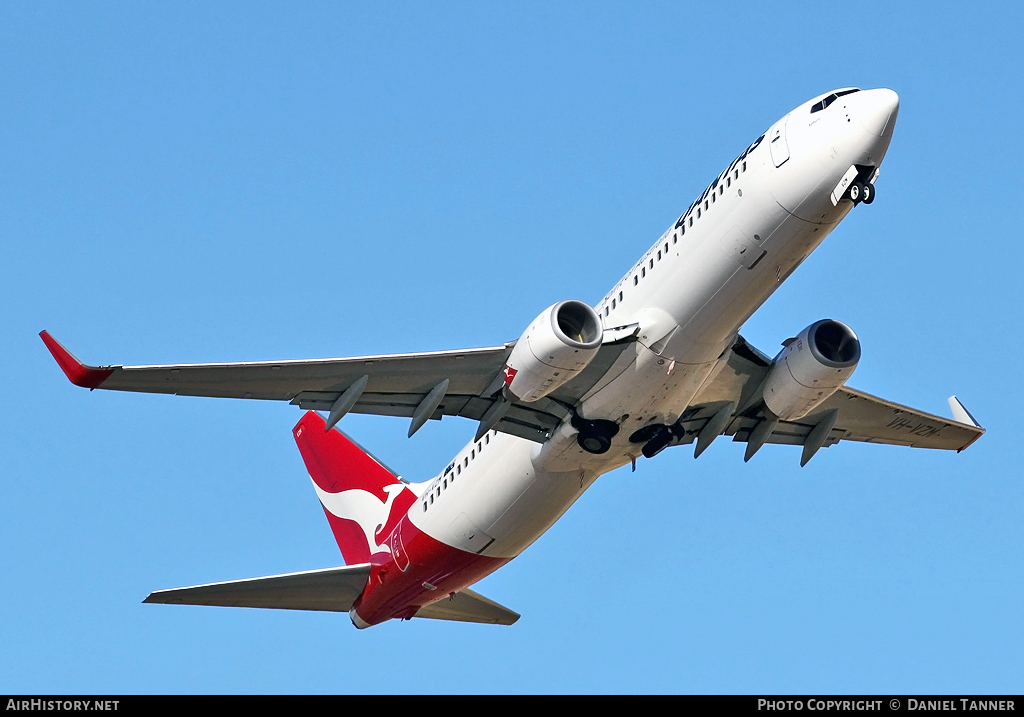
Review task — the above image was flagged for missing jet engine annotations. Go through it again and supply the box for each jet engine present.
[504,300,603,403]
[762,319,860,420]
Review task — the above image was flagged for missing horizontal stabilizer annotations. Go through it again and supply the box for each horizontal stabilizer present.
[143,564,371,612]
[415,587,520,625]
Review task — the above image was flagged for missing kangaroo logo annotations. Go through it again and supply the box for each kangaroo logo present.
[311,481,406,556]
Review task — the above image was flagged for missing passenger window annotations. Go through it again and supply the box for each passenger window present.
[456,464,461,475]
[641,267,646,278]
[477,442,482,452]
[664,243,669,253]
[605,306,609,316]
[704,200,709,210]
[649,259,654,269]
[697,208,701,218]
[618,291,623,301]
[443,478,447,489]
[712,193,716,204]
[727,177,731,187]
[657,250,661,261]
[688,217,693,227]
[423,502,427,512]
[612,298,616,309]
[742,161,746,172]
[430,494,434,504]
[633,276,638,286]
[485,434,489,444]
[464,457,468,468]
[471,449,475,459]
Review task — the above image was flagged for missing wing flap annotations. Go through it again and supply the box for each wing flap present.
[143,564,371,612]
[414,587,520,625]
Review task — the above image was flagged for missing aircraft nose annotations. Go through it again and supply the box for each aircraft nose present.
[858,88,899,137]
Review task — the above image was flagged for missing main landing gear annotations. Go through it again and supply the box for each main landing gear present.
[847,181,875,205]
[572,414,620,454]
[572,412,690,458]
[628,422,687,459]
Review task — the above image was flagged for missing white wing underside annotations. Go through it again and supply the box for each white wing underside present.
[46,332,983,452]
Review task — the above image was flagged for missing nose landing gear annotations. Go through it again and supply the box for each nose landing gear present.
[847,181,875,205]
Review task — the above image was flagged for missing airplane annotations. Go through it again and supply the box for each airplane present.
[41,87,984,629]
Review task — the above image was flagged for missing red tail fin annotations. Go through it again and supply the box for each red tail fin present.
[293,412,416,565]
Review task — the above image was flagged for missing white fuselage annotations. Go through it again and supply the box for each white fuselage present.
[408,88,900,560]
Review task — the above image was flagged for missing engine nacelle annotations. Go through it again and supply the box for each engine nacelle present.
[762,319,860,420]
[504,300,603,402]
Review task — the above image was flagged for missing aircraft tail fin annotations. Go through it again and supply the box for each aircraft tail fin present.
[293,411,416,565]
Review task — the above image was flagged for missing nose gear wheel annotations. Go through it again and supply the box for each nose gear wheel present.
[848,182,864,204]
[861,182,875,204]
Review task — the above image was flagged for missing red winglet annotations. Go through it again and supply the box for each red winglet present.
[39,331,114,389]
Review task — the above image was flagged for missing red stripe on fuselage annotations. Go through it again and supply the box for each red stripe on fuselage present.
[353,515,508,626]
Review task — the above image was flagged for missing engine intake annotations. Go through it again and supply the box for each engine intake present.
[762,319,860,420]
[504,300,603,402]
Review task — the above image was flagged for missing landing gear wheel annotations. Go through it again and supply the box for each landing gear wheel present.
[629,424,666,444]
[848,182,863,204]
[578,433,612,454]
[640,422,687,459]
[861,182,875,204]
[572,415,620,455]
[641,431,672,458]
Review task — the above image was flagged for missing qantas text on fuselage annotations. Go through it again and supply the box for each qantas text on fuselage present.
[42,87,983,628]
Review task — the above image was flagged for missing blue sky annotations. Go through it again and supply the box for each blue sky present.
[2,1,1022,694]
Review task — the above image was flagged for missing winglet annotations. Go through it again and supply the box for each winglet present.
[948,396,981,428]
[39,331,114,389]
[948,396,984,453]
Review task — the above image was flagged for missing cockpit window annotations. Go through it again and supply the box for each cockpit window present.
[810,88,860,113]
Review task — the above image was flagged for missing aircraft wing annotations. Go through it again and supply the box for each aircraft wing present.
[143,564,372,612]
[678,335,984,463]
[40,329,639,444]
